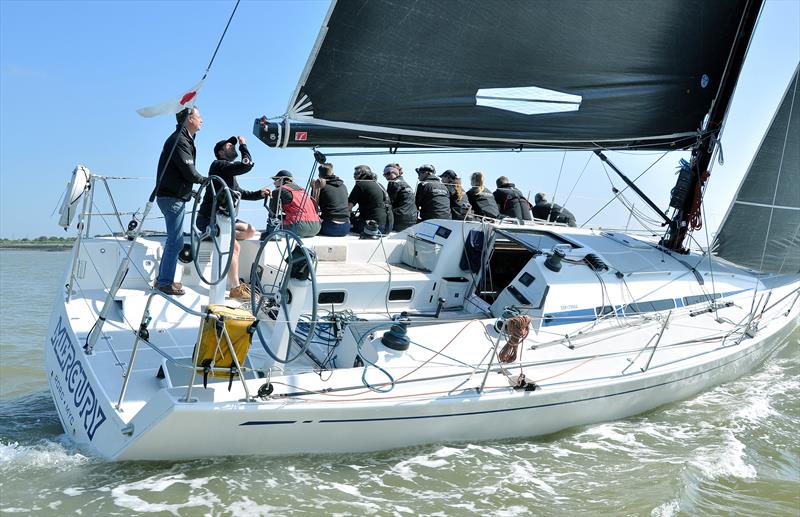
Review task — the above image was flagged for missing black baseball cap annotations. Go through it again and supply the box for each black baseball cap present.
[271,170,293,180]
[213,136,237,157]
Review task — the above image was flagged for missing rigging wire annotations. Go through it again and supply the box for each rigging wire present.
[562,152,593,207]
[202,0,241,79]
[143,0,241,216]
[700,184,719,319]
[543,150,569,222]
[552,150,567,206]
[758,68,797,272]
[581,150,670,228]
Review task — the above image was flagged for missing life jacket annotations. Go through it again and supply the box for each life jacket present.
[281,184,321,225]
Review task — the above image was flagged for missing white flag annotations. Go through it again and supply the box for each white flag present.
[136,80,204,118]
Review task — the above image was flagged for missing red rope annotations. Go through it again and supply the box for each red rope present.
[498,315,532,363]
[687,169,711,231]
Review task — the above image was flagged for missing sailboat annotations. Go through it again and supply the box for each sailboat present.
[45,0,798,460]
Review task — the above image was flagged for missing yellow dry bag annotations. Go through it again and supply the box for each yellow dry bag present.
[196,304,256,388]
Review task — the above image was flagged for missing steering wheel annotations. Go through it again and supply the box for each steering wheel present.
[190,175,237,286]
[249,228,318,364]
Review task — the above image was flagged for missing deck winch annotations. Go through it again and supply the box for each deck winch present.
[381,316,411,351]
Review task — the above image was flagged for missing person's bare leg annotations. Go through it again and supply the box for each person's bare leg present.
[235,222,256,241]
[229,223,255,289]
[229,239,241,288]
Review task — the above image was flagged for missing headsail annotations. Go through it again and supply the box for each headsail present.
[713,64,800,274]
[257,0,757,149]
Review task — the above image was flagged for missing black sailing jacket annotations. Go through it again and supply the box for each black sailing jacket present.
[466,187,501,218]
[349,180,393,228]
[156,124,205,201]
[532,202,577,226]
[415,177,451,221]
[387,177,418,230]
[199,144,259,218]
[494,183,532,221]
[318,177,350,222]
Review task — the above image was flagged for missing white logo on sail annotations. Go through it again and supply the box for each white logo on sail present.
[476,86,581,115]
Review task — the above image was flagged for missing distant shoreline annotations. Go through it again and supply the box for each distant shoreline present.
[0,244,72,251]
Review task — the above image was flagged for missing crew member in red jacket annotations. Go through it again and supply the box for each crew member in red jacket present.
[267,170,321,238]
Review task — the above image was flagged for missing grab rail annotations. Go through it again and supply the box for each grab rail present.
[115,290,255,410]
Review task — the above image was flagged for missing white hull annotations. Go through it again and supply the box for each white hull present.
[117,318,794,461]
[44,221,799,460]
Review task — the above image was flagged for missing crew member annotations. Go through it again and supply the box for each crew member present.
[312,163,351,236]
[414,164,451,221]
[383,163,417,231]
[348,165,393,234]
[466,171,501,219]
[267,170,321,238]
[154,106,205,296]
[197,135,268,300]
[494,176,532,222]
[532,192,577,226]
[440,169,470,220]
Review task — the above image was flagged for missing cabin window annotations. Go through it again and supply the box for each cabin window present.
[595,305,615,317]
[435,226,452,239]
[624,299,675,315]
[507,285,531,305]
[389,288,414,301]
[519,272,535,286]
[318,291,346,304]
[683,293,721,306]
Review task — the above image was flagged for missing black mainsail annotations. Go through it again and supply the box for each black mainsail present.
[256,0,759,150]
[713,64,800,274]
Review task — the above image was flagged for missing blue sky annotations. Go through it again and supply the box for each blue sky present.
[0,0,797,243]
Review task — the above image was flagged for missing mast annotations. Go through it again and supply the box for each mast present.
[661,0,764,253]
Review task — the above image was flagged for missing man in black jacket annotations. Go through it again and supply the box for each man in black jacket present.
[383,163,417,231]
[155,107,206,296]
[348,165,393,234]
[197,135,268,300]
[493,176,532,222]
[414,164,451,221]
[313,163,351,236]
[531,192,577,226]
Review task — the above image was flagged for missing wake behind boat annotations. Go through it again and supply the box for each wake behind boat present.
[45,0,798,461]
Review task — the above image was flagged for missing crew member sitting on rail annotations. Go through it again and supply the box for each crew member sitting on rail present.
[440,169,470,220]
[383,163,417,232]
[348,165,393,234]
[414,164,451,221]
[466,171,501,219]
[531,192,577,226]
[312,163,351,236]
[494,176,532,222]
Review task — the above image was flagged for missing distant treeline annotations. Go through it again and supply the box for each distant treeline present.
[0,236,75,248]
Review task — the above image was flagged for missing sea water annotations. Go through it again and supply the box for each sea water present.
[0,249,797,516]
